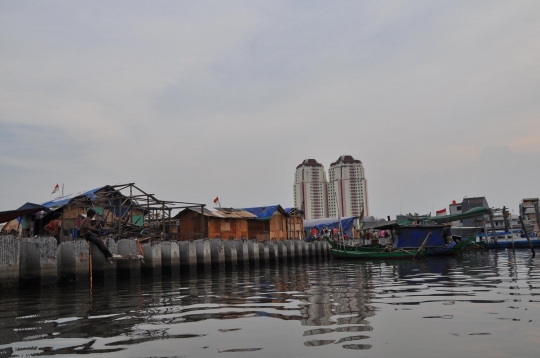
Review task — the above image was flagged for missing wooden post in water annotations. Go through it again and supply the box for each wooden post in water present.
[488,211,499,249]
[503,207,514,253]
[89,242,93,288]
[414,232,432,259]
[519,216,535,256]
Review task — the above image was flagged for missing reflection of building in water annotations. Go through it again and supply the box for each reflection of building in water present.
[300,264,376,327]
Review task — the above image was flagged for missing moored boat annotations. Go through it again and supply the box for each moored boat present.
[328,224,461,259]
[475,230,540,249]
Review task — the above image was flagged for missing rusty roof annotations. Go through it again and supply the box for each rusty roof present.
[214,208,257,219]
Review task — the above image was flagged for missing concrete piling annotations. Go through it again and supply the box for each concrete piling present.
[161,241,180,275]
[90,238,117,280]
[284,240,295,261]
[210,239,225,270]
[315,241,322,258]
[234,240,249,267]
[267,241,278,262]
[248,240,260,266]
[277,241,288,262]
[258,243,269,265]
[57,240,89,283]
[322,241,329,257]
[222,240,238,268]
[179,241,197,271]
[302,241,309,259]
[294,240,303,259]
[308,241,316,258]
[116,239,142,280]
[19,237,57,286]
[142,242,162,277]
[195,239,211,271]
[0,236,20,289]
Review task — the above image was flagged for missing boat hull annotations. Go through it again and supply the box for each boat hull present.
[330,247,422,259]
[327,238,467,259]
[482,239,540,249]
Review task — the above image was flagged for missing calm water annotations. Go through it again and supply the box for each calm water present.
[1,250,540,358]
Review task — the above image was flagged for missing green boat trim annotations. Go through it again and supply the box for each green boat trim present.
[330,247,424,259]
[327,238,424,259]
[327,237,472,259]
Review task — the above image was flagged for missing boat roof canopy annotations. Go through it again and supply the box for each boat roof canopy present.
[427,207,492,224]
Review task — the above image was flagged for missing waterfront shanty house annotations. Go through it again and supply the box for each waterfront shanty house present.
[1,183,204,242]
[174,207,256,240]
[0,202,50,237]
[284,207,305,240]
[241,205,289,241]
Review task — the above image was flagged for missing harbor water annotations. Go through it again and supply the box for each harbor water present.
[1,250,539,357]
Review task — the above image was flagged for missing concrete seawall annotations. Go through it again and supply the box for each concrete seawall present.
[20,237,57,287]
[0,237,331,290]
[0,236,20,289]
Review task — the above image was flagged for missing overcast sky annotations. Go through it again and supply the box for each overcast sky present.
[1,1,539,217]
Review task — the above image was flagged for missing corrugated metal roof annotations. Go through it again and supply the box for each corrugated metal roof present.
[176,207,256,219]
[215,208,257,219]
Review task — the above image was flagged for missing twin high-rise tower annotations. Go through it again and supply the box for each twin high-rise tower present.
[294,155,368,220]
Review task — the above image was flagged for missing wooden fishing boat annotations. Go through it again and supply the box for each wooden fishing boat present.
[328,223,468,259]
[328,239,425,259]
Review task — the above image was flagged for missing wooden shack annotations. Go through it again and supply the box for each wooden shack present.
[241,205,288,241]
[174,208,256,240]
[284,207,304,240]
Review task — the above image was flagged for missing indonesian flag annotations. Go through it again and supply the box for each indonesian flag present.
[436,208,447,216]
[51,184,60,194]
[213,196,219,204]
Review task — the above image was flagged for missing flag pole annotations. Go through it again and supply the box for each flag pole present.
[62,184,64,196]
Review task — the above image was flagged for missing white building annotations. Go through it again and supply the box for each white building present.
[328,155,368,218]
[294,159,329,219]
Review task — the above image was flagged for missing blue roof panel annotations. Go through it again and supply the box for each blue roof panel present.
[41,186,104,210]
[242,205,281,221]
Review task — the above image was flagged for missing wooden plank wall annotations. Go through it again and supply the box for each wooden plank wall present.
[208,218,248,240]
[287,216,304,240]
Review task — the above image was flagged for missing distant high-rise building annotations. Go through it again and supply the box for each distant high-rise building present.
[328,155,368,218]
[294,159,329,219]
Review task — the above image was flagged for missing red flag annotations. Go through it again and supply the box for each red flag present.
[436,208,447,216]
[51,184,59,194]
[213,197,219,204]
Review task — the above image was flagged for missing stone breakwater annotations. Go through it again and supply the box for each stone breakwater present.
[0,236,330,290]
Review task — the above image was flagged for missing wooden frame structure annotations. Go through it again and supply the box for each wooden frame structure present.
[20,183,205,242]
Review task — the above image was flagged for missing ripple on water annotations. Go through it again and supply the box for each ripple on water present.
[1,251,539,357]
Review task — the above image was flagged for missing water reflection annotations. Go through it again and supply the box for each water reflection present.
[0,250,539,357]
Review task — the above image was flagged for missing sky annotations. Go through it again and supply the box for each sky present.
[1,1,540,218]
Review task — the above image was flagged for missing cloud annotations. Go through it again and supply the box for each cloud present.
[1,1,540,216]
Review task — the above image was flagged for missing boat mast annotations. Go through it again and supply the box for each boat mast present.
[335,192,345,256]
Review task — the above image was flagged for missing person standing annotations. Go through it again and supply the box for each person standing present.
[45,215,62,245]
[79,209,114,260]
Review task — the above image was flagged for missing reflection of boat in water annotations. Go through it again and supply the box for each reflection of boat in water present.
[475,230,540,249]
[328,224,468,259]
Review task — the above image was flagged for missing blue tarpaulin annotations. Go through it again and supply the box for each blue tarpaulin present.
[242,205,284,221]
[303,217,356,238]
[395,226,446,248]
[41,187,104,210]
